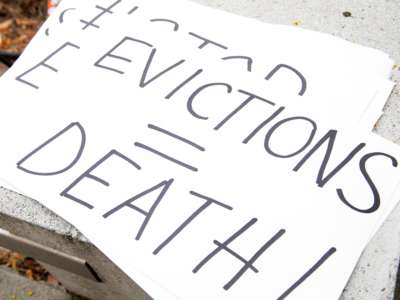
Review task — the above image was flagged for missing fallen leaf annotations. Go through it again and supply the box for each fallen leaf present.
[26,269,34,280]
[292,20,301,26]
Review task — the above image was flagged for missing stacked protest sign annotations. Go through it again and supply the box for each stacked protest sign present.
[0,0,399,299]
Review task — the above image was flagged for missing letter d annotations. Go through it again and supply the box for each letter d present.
[17,122,86,176]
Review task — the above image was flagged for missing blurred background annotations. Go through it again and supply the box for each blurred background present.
[0,0,47,74]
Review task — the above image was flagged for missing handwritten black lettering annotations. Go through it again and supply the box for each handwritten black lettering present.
[293,130,366,187]
[277,247,336,299]
[221,55,253,72]
[140,48,185,88]
[187,82,233,120]
[214,89,275,131]
[165,69,203,99]
[193,218,285,290]
[94,36,152,74]
[148,124,205,151]
[59,8,76,23]
[242,107,286,144]
[188,32,228,50]
[60,150,141,209]
[150,18,179,31]
[337,152,398,213]
[153,190,232,255]
[127,6,139,15]
[103,179,174,240]
[134,142,198,172]
[80,0,121,30]
[265,64,307,96]
[17,122,85,176]
[264,117,317,158]
[16,42,79,89]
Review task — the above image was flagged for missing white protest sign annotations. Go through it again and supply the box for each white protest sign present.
[0,0,399,299]
[2,0,394,130]
[0,26,400,300]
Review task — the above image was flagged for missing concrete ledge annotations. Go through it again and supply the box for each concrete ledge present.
[0,208,150,300]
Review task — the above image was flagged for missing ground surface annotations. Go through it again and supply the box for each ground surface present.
[0,266,70,300]
[0,0,45,52]
[0,246,60,285]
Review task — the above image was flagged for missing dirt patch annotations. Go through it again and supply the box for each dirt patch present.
[0,0,46,52]
[0,247,59,285]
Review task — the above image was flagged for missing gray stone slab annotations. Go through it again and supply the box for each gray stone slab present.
[0,0,399,299]
[0,187,83,241]
[0,213,151,300]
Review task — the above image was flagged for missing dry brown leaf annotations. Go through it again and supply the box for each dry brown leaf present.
[0,20,13,31]
[26,269,34,280]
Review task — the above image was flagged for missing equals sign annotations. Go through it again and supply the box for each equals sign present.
[134,124,205,172]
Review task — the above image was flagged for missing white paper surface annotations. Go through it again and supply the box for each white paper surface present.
[1,0,394,130]
[0,1,398,299]
[1,54,400,300]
